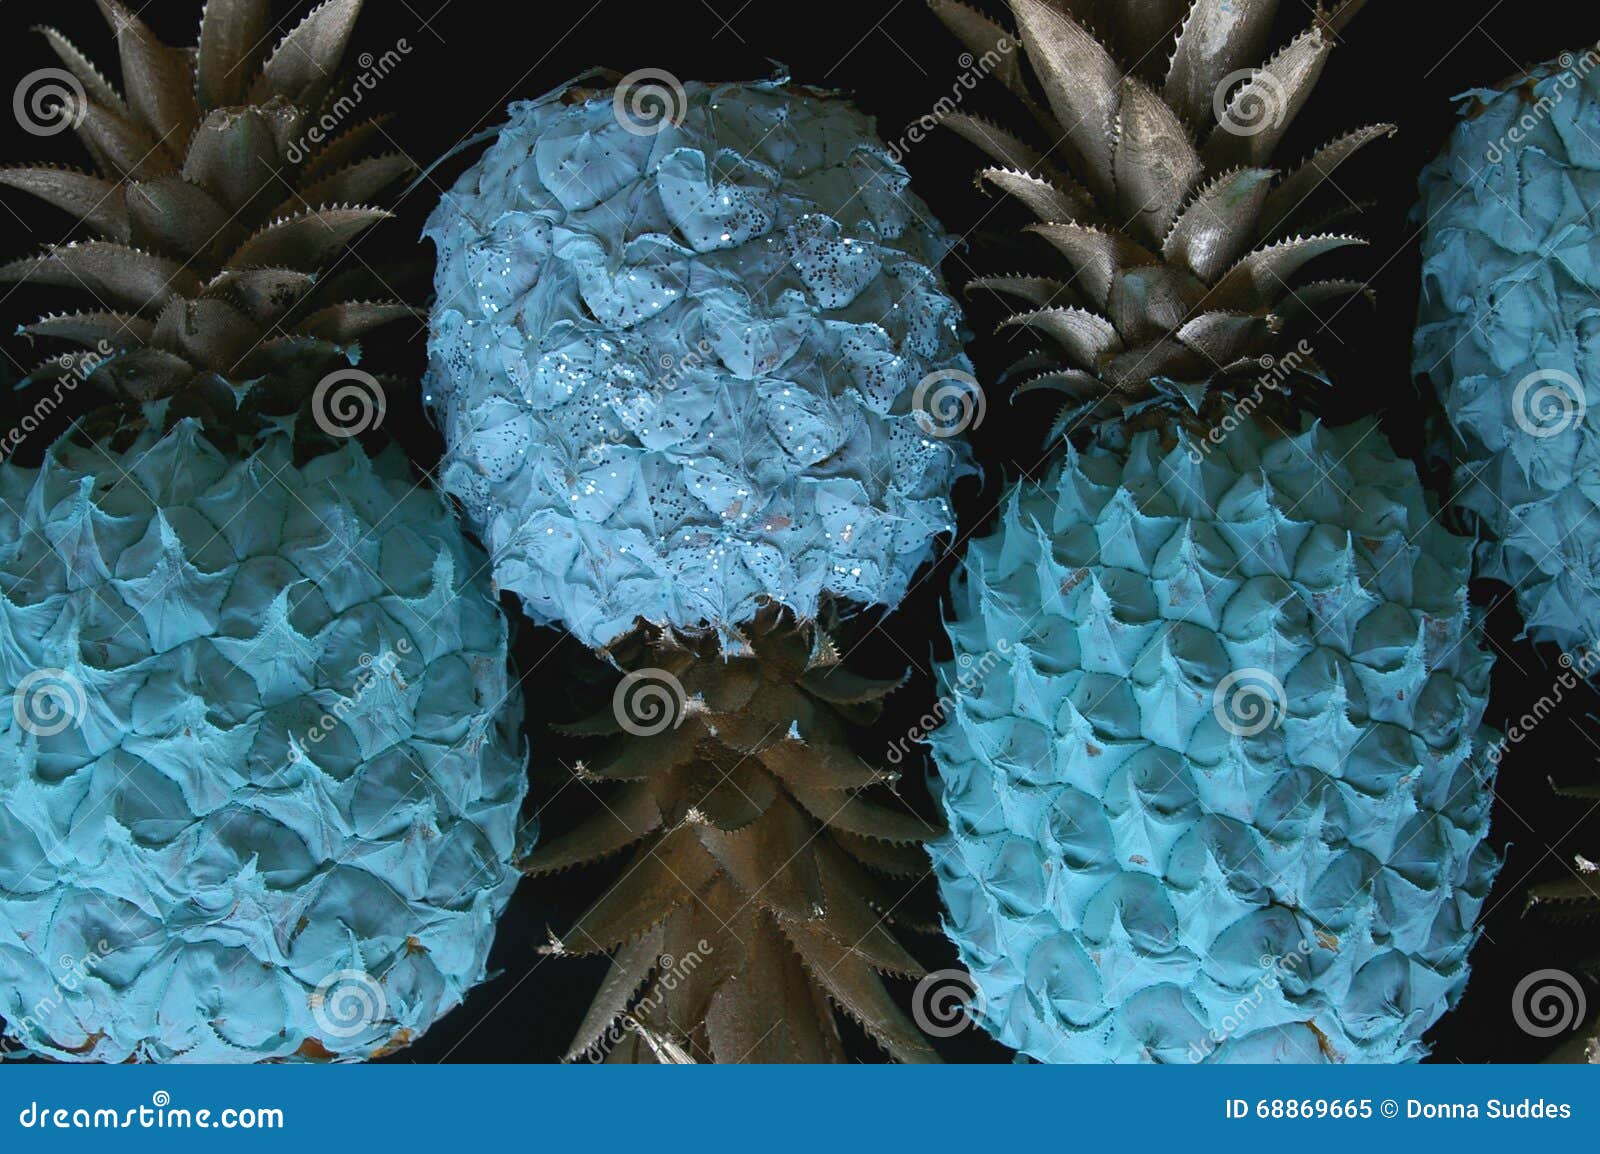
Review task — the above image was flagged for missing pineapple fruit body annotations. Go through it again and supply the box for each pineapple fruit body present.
[1416,59,1600,651]
[930,419,1497,1062]
[0,416,528,1062]
[424,76,976,651]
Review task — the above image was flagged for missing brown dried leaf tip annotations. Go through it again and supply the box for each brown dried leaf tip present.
[524,604,945,1064]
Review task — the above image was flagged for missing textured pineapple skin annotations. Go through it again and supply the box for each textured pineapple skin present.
[424,78,975,650]
[0,417,528,1062]
[1416,60,1600,650]
[930,420,1498,1063]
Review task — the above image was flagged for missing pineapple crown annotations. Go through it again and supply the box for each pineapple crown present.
[0,0,416,406]
[929,0,1388,435]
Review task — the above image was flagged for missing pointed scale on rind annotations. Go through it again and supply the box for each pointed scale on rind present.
[1006,0,1121,198]
[1164,0,1280,130]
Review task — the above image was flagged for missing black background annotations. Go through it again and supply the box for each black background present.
[0,0,1596,1063]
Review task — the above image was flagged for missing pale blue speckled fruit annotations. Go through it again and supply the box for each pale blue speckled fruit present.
[1416,58,1600,651]
[929,419,1498,1063]
[0,413,528,1062]
[424,76,975,650]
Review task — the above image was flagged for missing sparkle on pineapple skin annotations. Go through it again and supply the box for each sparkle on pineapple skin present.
[423,77,976,650]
